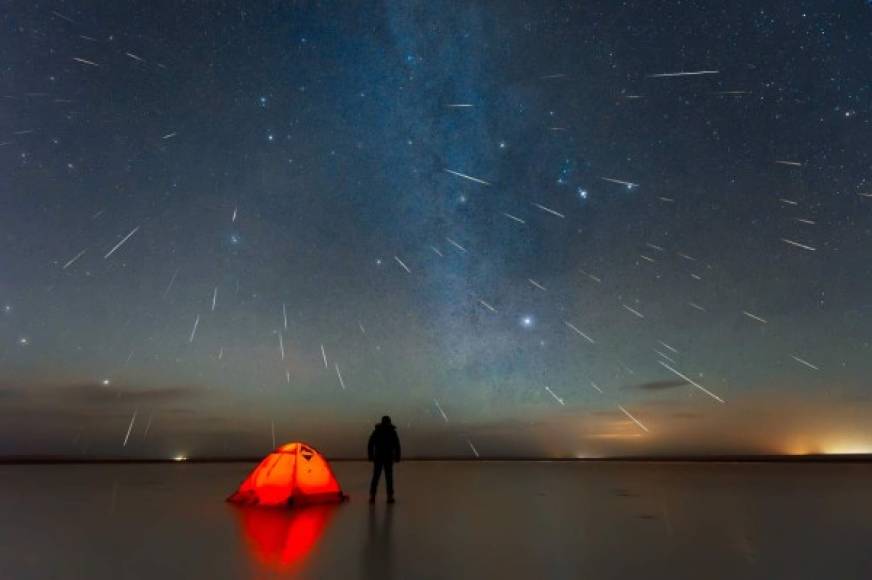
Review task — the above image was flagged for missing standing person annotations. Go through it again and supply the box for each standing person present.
[368,415,401,503]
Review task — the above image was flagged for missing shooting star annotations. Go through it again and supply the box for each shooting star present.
[467,439,480,458]
[659,196,675,203]
[433,399,448,422]
[622,304,645,319]
[781,238,816,252]
[544,386,565,406]
[125,52,145,62]
[658,340,679,354]
[618,405,649,432]
[211,286,218,311]
[531,202,565,218]
[779,198,799,206]
[590,381,603,394]
[688,302,707,312]
[646,242,665,252]
[72,57,99,67]
[648,70,719,78]
[677,252,697,261]
[282,303,288,329]
[654,349,676,363]
[122,410,138,447]
[278,333,285,360]
[795,218,816,225]
[790,355,819,371]
[62,249,86,270]
[564,321,596,344]
[580,269,602,283]
[232,206,238,222]
[640,254,656,263]
[657,361,725,403]
[163,268,179,298]
[742,310,767,324]
[188,315,200,343]
[478,299,497,313]
[445,237,467,253]
[600,177,638,189]
[161,132,177,140]
[335,364,346,390]
[502,212,526,224]
[541,73,568,79]
[430,246,444,257]
[443,168,491,186]
[445,103,474,108]
[775,160,803,167]
[320,344,329,369]
[51,10,76,23]
[394,255,411,273]
[104,226,140,259]
[528,279,547,291]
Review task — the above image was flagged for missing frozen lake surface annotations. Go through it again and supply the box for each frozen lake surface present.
[1,461,871,579]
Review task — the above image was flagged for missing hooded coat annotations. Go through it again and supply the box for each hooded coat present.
[367,420,401,463]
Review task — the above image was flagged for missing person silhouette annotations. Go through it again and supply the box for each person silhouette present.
[368,416,401,503]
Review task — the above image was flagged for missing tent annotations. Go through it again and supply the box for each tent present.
[228,442,346,506]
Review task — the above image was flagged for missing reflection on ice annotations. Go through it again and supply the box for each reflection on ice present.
[234,504,337,571]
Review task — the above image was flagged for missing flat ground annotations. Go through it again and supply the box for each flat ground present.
[1,461,871,579]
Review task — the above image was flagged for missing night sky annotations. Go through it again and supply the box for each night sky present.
[2,1,871,458]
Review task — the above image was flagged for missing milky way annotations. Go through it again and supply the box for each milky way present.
[1,1,871,458]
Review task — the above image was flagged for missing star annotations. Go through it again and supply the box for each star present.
[520,315,534,329]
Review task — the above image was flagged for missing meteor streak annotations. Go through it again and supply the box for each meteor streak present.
[657,361,725,403]
[531,202,565,218]
[648,70,719,78]
[104,226,140,259]
[544,386,565,406]
[564,321,595,343]
[443,168,491,186]
[618,405,649,432]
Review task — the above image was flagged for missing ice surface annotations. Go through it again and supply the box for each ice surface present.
[1,461,871,579]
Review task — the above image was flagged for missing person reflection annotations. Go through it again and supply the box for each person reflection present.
[363,502,395,579]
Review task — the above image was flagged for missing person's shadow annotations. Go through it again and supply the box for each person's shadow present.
[362,504,395,579]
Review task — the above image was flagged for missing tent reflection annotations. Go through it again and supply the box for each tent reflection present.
[234,504,337,571]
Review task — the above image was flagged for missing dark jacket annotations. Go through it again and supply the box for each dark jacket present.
[368,422,401,463]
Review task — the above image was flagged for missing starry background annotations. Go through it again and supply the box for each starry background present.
[1,0,871,458]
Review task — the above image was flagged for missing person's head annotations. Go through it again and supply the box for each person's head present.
[380,415,392,425]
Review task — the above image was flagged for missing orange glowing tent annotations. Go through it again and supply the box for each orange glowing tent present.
[228,442,346,507]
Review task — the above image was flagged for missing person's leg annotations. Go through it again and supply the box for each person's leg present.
[369,461,383,499]
[385,461,394,500]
